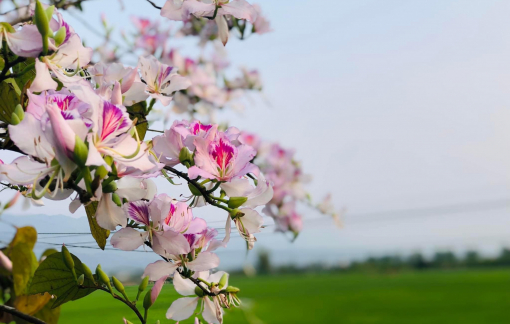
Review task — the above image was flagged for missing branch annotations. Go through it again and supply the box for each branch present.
[163,166,233,213]
[145,0,162,10]
[79,285,145,324]
[0,304,47,324]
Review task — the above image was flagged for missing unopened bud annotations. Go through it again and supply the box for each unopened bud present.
[44,5,55,22]
[188,183,203,196]
[218,273,228,289]
[102,181,117,193]
[96,264,114,296]
[226,286,240,293]
[227,197,247,209]
[61,245,77,280]
[136,276,149,301]
[95,165,108,179]
[10,113,20,125]
[34,1,50,37]
[73,136,89,167]
[112,276,125,294]
[54,26,66,47]
[77,274,84,286]
[194,286,205,297]
[178,147,193,164]
[14,104,24,121]
[111,193,122,207]
[143,289,153,309]
[82,263,95,285]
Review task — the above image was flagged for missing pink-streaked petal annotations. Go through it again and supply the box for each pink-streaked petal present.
[111,228,148,251]
[124,201,150,225]
[151,275,168,304]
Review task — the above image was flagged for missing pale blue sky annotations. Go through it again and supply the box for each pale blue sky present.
[1,0,510,270]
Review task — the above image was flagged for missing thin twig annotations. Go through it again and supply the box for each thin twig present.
[145,0,162,10]
[0,304,47,324]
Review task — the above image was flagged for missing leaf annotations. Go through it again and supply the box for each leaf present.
[39,249,58,263]
[85,202,110,250]
[126,101,148,140]
[13,295,60,324]
[9,226,37,252]
[32,298,61,324]
[0,80,20,123]
[13,293,51,316]
[11,243,38,296]
[29,252,96,308]
[12,58,36,91]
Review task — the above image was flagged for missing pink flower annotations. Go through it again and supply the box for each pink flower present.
[188,134,257,182]
[0,24,42,57]
[161,0,258,45]
[138,55,191,106]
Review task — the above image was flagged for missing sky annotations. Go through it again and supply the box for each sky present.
[1,0,510,271]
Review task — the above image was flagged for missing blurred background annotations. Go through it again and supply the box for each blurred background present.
[1,0,510,323]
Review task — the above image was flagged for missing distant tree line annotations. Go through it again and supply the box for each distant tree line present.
[252,248,510,275]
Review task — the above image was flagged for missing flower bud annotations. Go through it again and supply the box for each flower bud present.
[82,263,96,285]
[227,197,247,209]
[136,276,149,301]
[179,147,193,164]
[44,5,55,22]
[77,274,84,286]
[10,113,20,125]
[73,135,89,167]
[95,165,109,179]
[14,104,24,121]
[34,0,50,37]
[226,286,240,293]
[194,286,205,297]
[111,193,122,207]
[96,264,114,296]
[218,273,228,289]
[54,26,66,47]
[112,276,125,293]
[61,245,77,280]
[102,181,117,194]
[188,183,203,196]
[143,289,153,310]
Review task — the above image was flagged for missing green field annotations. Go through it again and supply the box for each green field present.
[60,269,510,324]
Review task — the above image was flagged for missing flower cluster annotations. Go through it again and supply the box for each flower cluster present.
[0,1,339,323]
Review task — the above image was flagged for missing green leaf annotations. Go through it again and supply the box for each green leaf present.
[11,243,38,296]
[12,58,36,91]
[39,248,58,263]
[126,101,148,140]
[29,252,96,308]
[0,80,20,123]
[85,202,109,250]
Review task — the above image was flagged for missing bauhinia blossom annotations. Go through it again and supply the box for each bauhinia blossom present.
[161,0,258,45]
